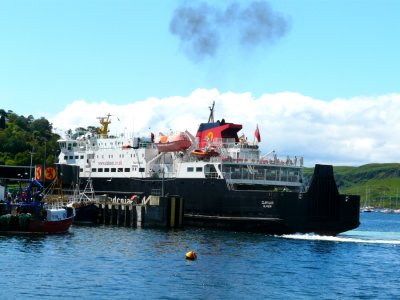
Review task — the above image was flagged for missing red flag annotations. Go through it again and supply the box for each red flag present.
[255,125,261,142]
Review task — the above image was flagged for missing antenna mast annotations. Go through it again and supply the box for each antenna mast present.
[208,101,215,123]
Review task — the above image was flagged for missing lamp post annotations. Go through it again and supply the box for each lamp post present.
[17,173,23,201]
[29,148,34,179]
[42,142,47,183]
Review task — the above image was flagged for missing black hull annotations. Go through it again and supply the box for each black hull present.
[75,165,360,234]
[73,203,99,225]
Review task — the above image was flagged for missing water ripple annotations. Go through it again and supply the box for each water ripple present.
[1,213,400,299]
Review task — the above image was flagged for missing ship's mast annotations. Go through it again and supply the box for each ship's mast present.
[208,101,215,123]
[97,114,112,138]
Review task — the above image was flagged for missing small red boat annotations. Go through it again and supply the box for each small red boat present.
[155,132,192,152]
[0,179,74,234]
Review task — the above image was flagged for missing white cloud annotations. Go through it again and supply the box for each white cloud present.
[50,89,400,167]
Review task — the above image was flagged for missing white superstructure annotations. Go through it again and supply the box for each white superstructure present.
[58,113,305,191]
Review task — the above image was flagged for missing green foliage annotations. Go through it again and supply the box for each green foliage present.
[0,110,6,129]
[0,110,60,166]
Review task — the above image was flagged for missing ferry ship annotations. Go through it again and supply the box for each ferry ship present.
[57,103,360,234]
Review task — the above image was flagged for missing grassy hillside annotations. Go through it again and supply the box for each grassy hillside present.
[305,163,400,208]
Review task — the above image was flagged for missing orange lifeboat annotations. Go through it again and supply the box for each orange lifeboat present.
[191,146,219,159]
[155,132,192,152]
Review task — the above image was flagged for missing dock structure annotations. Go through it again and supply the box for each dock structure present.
[93,195,184,229]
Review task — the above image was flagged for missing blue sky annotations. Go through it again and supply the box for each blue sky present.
[1,0,399,165]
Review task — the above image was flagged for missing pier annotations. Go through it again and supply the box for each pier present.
[83,195,184,229]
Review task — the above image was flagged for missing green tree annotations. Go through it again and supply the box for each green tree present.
[0,109,6,129]
[30,117,53,139]
[0,109,61,166]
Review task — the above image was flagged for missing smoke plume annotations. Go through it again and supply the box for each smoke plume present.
[170,1,291,62]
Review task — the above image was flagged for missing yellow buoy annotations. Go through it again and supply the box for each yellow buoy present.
[185,251,197,260]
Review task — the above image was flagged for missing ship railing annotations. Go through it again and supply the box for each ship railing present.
[232,143,259,149]
[216,138,259,149]
[197,137,224,148]
[261,152,303,167]
[219,142,237,149]
[225,177,303,188]
[184,155,222,163]
[197,137,251,151]
[183,154,303,168]
[223,171,301,185]
[221,156,303,167]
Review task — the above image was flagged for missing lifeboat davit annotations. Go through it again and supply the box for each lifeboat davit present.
[155,132,192,152]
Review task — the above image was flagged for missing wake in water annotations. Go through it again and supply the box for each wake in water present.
[279,231,400,245]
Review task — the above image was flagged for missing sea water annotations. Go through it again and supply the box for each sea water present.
[1,213,399,299]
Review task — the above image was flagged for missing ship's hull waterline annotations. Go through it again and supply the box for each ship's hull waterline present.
[74,165,359,235]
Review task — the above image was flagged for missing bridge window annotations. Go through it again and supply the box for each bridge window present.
[187,167,194,172]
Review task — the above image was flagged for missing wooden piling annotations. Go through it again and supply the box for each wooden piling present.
[130,205,135,228]
[92,195,184,229]
[136,205,143,228]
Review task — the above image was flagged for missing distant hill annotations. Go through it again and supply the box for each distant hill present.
[305,163,400,209]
